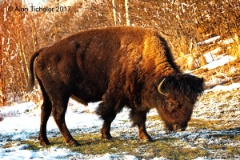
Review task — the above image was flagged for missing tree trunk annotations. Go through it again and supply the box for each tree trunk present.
[125,0,130,25]
[112,0,117,25]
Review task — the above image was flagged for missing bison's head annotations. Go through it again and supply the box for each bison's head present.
[156,74,204,132]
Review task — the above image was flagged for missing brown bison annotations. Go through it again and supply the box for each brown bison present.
[27,26,204,146]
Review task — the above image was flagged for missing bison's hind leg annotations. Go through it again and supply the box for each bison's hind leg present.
[38,78,79,146]
[130,109,153,142]
[51,91,80,146]
[37,79,52,146]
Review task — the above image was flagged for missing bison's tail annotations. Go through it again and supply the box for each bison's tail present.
[26,48,43,92]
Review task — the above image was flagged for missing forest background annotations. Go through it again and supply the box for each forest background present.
[0,0,240,106]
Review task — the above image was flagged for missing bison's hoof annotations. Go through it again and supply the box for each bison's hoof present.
[141,138,154,142]
[165,130,175,134]
[67,140,80,146]
[40,140,50,146]
[101,134,113,140]
[101,130,113,140]
[139,135,154,142]
[102,135,113,140]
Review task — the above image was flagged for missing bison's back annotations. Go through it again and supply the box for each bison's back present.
[71,27,150,88]
[72,26,177,84]
[34,26,179,104]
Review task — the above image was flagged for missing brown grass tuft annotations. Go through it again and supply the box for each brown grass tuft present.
[227,34,240,59]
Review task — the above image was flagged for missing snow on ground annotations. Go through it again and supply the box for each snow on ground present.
[0,100,140,160]
[0,82,240,159]
[197,36,221,45]
[205,83,240,92]
[203,53,236,69]
[198,35,236,70]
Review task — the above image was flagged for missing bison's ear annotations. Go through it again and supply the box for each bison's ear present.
[195,77,205,94]
[180,74,205,96]
[158,78,169,96]
[187,76,204,95]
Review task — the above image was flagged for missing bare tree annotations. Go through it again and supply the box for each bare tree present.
[125,0,130,25]
[112,0,117,25]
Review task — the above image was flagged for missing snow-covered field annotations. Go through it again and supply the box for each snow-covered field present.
[0,82,240,159]
[2,100,149,159]
[0,100,141,159]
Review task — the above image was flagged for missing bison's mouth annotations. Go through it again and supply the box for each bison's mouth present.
[173,124,186,132]
[165,123,187,133]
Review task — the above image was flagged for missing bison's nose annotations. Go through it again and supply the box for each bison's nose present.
[173,124,186,132]
[181,127,186,131]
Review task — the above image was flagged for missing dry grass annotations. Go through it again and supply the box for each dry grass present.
[2,133,209,159]
[227,34,240,59]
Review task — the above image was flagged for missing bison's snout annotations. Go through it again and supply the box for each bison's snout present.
[165,124,187,134]
[172,124,187,132]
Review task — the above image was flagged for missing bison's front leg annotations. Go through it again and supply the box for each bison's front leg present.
[130,110,153,142]
[96,102,117,140]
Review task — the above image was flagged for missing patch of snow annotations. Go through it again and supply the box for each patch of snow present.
[219,38,234,45]
[23,0,47,7]
[152,157,169,160]
[0,144,83,160]
[206,83,240,92]
[194,158,209,160]
[203,55,236,69]
[203,47,222,63]
[0,102,35,116]
[93,153,138,160]
[197,36,221,45]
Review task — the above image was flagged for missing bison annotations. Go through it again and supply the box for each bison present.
[27,26,204,146]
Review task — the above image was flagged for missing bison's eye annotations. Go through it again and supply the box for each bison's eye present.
[164,79,171,85]
[177,104,182,109]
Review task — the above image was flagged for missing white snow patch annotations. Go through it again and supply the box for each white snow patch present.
[206,83,240,92]
[203,55,236,69]
[0,144,83,160]
[220,38,234,45]
[197,36,221,45]
[93,153,138,160]
[203,47,222,63]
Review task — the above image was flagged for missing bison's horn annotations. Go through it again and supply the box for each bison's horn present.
[158,78,168,96]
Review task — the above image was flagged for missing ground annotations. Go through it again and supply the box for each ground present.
[0,83,239,159]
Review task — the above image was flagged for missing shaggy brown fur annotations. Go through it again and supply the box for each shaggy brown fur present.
[27,26,204,146]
